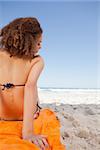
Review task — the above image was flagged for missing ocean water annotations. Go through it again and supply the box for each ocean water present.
[38,88,100,104]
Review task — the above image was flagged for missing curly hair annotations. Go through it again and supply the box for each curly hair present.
[0,17,43,60]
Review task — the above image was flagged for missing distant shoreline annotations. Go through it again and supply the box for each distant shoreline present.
[38,88,100,104]
[39,87,100,90]
[38,87,100,92]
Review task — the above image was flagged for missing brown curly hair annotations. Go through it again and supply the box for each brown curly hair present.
[0,17,43,60]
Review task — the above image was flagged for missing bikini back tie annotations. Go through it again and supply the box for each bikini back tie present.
[0,83,25,90]
[0,83,42,113]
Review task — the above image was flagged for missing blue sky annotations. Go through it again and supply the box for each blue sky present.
[98,1,100,89]
[0,0,99,88]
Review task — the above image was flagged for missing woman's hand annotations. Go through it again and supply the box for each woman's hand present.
[23,134,49,150]
[33,107,40,119]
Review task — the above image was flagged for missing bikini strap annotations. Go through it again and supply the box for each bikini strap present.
[34,102,42,116]
[0,83,25,90]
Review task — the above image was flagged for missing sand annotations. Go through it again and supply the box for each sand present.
[41,103,100,150]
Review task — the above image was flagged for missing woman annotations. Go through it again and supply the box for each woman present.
[0,17,65,150]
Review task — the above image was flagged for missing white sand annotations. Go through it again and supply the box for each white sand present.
[41,103,100,150]
[38,89,100,150]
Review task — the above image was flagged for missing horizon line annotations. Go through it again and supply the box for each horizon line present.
[38,87,100,89]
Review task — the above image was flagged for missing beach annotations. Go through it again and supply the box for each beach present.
[38,89,100,150]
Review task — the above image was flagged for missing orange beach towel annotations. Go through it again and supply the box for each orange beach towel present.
[0,108,66,150]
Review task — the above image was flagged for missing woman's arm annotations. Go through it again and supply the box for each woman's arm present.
[22,57,44,138]
[22,85,38,138]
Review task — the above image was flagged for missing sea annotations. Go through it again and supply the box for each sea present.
[38,87,100,105]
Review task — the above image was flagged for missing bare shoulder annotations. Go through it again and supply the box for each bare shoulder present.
[25,55,45,86]
[31,55,45,67]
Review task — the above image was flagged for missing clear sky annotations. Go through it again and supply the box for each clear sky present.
[0,0,99,89]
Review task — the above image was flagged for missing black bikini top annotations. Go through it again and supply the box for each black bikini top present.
[0,83,25,90]
[0,82,42,110]
[0,54,40,90]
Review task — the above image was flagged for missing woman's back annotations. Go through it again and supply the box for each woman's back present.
[0,49,40,120]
